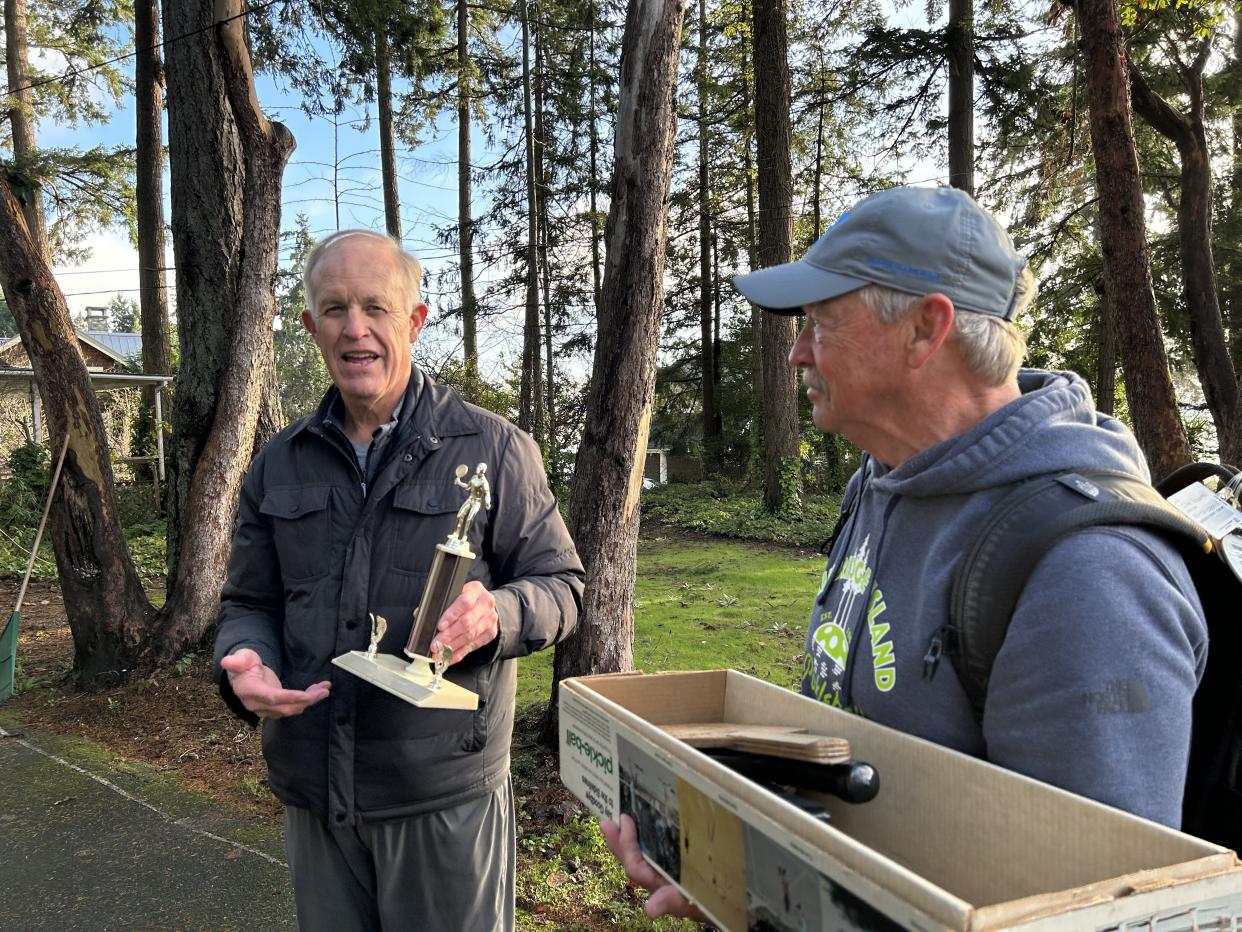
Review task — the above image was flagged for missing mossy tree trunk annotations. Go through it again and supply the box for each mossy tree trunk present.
[541,0,687,746]
[151,0,295,663]
[0,182,154,687]
[753,0,800,511]
[1075,0,1190,480]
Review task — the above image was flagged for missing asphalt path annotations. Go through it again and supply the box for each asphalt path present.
[0,723,296,931]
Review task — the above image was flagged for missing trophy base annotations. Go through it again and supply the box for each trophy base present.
[331,651,479,710]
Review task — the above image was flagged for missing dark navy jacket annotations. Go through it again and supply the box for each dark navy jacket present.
[214,370,584,826]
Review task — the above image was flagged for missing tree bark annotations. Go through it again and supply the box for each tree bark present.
[753,0,800,511]
[518,0,544,443]
[947,0,974,196]
[1093,275,1117,416]
[5,0,47,257]
[1230,11,1242,384]
[812,55,825,240]
[135,0,173,466]
[741,54,762,477]
[154,0,295,662]
[1129,49,1241,464]
[0,182,154,686]
[457,0,478,387]
[1075,0,1190,480]
[698,0,720,473]
[542,0,687,744]
[376,27,402,244]
[536,23,558,486]
[587,0,604,317]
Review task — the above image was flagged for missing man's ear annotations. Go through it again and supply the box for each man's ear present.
[302,309,317,336]
[409,302,429,343]
[906,293,954,369]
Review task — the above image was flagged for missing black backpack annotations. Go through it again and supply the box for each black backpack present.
[924,462,1242,850]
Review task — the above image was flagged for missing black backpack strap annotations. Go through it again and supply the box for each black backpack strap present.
[821,457,868,555]
[1155,461,1239,497]
[940,471,1212,724]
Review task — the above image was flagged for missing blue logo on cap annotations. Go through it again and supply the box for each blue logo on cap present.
[864,257,941,282]
[824,211,851,236]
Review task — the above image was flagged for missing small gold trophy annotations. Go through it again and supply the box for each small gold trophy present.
[331,463,491,709]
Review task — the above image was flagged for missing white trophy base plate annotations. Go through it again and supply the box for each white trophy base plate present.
[331,651,479,710]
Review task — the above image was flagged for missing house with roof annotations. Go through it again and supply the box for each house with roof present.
[0,325,171,483]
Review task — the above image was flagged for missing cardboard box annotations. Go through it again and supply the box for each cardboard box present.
[558,670,1242,931]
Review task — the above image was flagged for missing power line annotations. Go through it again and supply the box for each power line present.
[0,0,285,100]
[53,266,175,276]
[61,287,175,298]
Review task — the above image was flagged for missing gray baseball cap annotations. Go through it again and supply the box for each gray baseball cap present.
[733,185,1031,320]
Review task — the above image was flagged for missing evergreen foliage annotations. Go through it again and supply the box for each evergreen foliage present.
[274,216,333,421]
[641,478,843,548]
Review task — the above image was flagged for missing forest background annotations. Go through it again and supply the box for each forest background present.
[0,0,1239,739]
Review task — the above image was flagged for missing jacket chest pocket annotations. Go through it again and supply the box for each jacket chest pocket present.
[259,487,332,582]
[388,481,478,575]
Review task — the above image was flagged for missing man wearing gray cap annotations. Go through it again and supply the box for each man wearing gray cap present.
[603,185,1206,922]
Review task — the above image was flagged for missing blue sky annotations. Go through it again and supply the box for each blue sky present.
[41,38,497,372]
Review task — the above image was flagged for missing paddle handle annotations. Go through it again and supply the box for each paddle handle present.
[13,434,70,616]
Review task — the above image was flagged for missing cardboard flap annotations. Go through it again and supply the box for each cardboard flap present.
[572,670,728,724]
[560,671,1242,932]
[567,676,976,930]
[969,854,1240,930]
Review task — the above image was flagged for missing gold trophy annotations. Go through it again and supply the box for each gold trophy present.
[331,463,491,709]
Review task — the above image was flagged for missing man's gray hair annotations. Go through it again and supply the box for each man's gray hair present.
[303,229,423,317]
[855,281,1030,386]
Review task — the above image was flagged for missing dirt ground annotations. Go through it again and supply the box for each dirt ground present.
[2,578,632,929]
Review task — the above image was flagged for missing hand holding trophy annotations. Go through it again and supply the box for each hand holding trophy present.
[331,463,491,709]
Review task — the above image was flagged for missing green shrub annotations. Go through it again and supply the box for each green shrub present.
[0,442,50,527]
[125,525,169,579]
[641,479,841,548]
[116,482,163,531]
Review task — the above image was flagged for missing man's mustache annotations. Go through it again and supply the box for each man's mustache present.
[802,370,826,393]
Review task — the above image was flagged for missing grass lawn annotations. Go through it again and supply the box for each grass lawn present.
[509,531,827,929]
[514,534,825,716]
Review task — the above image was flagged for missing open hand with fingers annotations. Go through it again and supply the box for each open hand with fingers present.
[220,648,331,719]
[430,580,499,665]
[601,815,708,922]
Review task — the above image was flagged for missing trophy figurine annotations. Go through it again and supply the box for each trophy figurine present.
[331,463,491,710]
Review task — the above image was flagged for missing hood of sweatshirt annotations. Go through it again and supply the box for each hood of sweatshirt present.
[869,369,1150,499]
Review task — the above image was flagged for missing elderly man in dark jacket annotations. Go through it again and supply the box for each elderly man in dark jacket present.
[213,229,584,932]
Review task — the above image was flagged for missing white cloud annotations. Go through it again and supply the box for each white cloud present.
[52,230,174,319]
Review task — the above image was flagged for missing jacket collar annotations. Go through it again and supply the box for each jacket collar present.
[291,367,479,442]
[409,369,479,441]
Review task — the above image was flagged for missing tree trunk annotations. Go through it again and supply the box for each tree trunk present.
[741,51,763,479]
[588,0,604,317]
[518,0,544,443]
[812,56,825,240]
[536,24,558,486]
[947,0,974,196]
[1093,277,1117,416]
[154,0,295,662]
[1129,51,1241,465]
[698,0,720,473]
[5,0,47,257]
[0,182,154,686]
[1230,11,1242,384]
[753,0,800,511]
[376,27,402,244]
[1075,0,1190,480]
[542,0,686,745]
[135,0,173,473]
[457,0,478,387]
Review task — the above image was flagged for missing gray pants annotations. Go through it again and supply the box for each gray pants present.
[284,779,515,932]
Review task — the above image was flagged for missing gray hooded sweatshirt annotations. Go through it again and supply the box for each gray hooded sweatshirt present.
[801,369,1207,827]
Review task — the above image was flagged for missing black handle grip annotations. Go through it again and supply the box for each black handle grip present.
[704,749,880,804]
